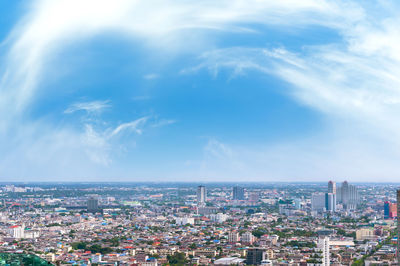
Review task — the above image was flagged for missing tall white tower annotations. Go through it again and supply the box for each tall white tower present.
[318,237,330,266]
[197,185,206,205]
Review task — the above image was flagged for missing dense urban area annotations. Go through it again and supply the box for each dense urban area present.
[0,182,398,265]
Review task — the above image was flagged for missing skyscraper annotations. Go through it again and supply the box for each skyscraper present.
[197,185,206,205]
[325,193,336,212]
[384,201,390,219]
[233,186,245,200]
[337,181,359,210]
[341,181,349,205]
[87,197,99,213]
[328,181,336,194]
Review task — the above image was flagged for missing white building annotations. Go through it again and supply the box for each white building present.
[8,225,24,239]
[175,217,195,225]
[214,257,245,265]
[312,193,326,212]
[209,213,228,223]
[318,237,330,266]
[197,186,206,205]
[228,231,240,243]
[241,231,255,245]
[24,229,40,239]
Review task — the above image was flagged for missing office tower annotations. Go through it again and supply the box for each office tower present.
[87,197,99,213]
[328,181,336,194]
[318,237,330,266]
[341,181,349,205]
[397,189,400,264]
[384,201,390,219]
[338,181,359,210]
[197,185,206,205]
[246,248,266,265]
[233,186,245,200]
[312,192,326,212]
[325,193,336,212]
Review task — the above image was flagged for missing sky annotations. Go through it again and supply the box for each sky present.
[1,0,400,182]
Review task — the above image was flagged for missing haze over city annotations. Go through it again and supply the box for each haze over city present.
[1,1,400,181]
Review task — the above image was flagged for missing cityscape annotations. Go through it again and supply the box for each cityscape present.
[2,0,400,265]
[0,182,399,265]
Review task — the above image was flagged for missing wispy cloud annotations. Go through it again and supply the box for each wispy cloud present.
[109,117,149,137]
[64,100,111,114]
[173,2,400,181]
[0,0,361,117]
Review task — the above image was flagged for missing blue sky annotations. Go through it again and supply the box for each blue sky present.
[1,0,400,182]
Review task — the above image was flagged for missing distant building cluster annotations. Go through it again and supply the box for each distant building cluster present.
[0,182,398,265]
[311,181,359,213]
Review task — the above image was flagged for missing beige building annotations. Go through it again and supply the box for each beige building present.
[356,228,375,240]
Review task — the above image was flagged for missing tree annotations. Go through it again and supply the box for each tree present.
[167,252,187,265]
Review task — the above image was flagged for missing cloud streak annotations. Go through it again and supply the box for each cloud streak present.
[64,100,111,114]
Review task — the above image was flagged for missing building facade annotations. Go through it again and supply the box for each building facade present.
[197,186,206,205]
[233,186,245,200]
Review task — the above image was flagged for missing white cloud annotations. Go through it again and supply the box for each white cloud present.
[0,0,361,117]
[64,100,111,114]
[109,117,149,137]
[80,116,149,165]
[175,2,400,181]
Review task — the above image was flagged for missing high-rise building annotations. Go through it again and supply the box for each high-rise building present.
[337,181,359,210]
[384,201,397,219]
[328,181,336,194]
[197,185,206,205]
[233,186,245,200]
[397,189,400,264]
[384,201,390,219]
[312,192,326,212]
[241,231,255,245]
[318,237,330,266]
[246,248,266,265]
[8,225,24,239]
[341,181,349,205]
[325,193,336,212]
[228,231,240,243]
[390,203,398,218]
[87,197,99,213]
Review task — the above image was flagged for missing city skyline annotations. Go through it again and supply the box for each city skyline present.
[1,1,400,181]
[0,181,396,265]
